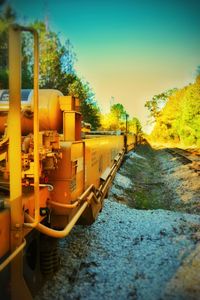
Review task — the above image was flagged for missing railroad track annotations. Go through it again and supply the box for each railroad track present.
[166,148,200,173]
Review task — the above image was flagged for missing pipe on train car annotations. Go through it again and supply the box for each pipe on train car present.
[25,200,89,238]
[47,199,79,209]
[24,184,95,237]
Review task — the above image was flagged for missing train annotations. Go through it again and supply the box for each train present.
[0,25,137,299]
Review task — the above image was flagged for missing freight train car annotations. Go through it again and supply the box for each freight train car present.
[0,25,136,299]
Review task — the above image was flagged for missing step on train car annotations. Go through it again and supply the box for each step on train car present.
[0,25,136,299]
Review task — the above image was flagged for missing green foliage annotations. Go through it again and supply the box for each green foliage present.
[110,103,127,120]
[0,7,100,130]
[25,21,76,92]
[21,32,33,88]
[178,83,200,146]
[196,66,200,85]
[111,103,127,129]
[129,117,142,134]
[68,79,100,129]
[80,100,100,130]
[150,78,200,147]
[0,5,33,88]
[68,77,88,100]
[145,88,177,122]
[100,103,143,133]
[24,21,100,129]
[0,5,16,88]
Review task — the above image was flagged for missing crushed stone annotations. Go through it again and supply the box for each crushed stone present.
[35,200,200,300]
[35,144,200,300]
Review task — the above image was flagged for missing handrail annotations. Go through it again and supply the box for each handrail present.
[8,25,40,229]
[77,184,95,201]
[0,239,26,272]
[24,184,95,237]
[47,199,79,209]
[13,26,40,229]
[22,183,54,191]
[32,28,40,228]
[24,200,88,238]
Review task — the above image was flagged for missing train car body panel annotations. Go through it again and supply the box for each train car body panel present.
[84,135,124,188]
[48,141,84,215]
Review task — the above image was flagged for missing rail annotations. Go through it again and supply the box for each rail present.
[166,148,200,172]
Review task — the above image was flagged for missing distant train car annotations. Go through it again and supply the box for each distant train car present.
[81,121,91,138]
[0,26,137,299]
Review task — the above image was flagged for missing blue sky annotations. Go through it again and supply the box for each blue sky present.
[7,0,200,129]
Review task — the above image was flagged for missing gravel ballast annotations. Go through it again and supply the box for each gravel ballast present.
[35,145,200,300]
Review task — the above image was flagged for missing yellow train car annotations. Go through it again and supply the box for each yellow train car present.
[0,25,137,299]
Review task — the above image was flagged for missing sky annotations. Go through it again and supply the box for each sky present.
[6,0,200,130]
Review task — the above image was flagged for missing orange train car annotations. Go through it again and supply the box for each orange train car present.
[0,25,137,299]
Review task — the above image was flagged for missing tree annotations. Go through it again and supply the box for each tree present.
[0,5,16,88]
[99,103,129,131]
[149,75,200,146]
[145,88,177,122]
[80,100,100,130]
[21,32,33,88]
[27,21,76,92]
[110,103,127,131]
[68,77,88,100]
[196,66,200,84]
[129,117,142,134]
[178,82,200,145]
[82,88,101,130]
[100,112,118,131]
[110,103,126,120]
[20,19,100,128]
[0,5,34,88]
[0,8,101,130]
[68,79,100,129]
